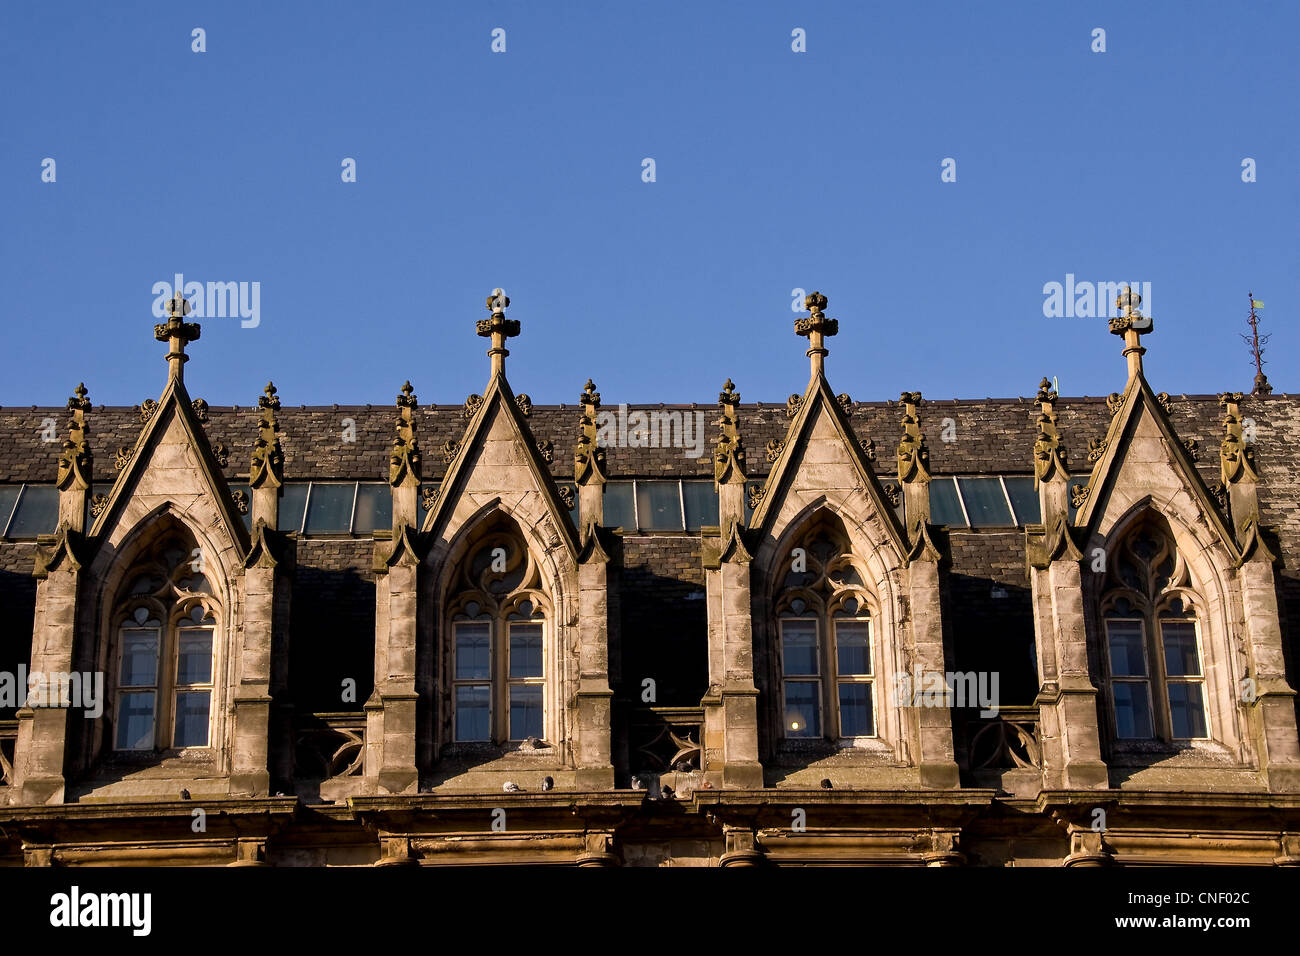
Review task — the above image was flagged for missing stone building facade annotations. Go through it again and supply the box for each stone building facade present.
[1,289,1298,866]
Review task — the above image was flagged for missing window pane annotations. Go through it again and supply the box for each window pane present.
[509,684,543,741]
[635,481,683,531]
[783,682,820,737]
[303,483,355,534]
[682,481,719,531]
[278,483,309,532]
[835,621,871,675]
[454,684,491,741]
[119,629,159,686]
[0,485,21,532]
[172,691,210,747]
[1161,621,1201,676]
[176,628,213,684]
[1004,477,1040,525]
[455,622,491,680]
[6,485,58,537]
[929,477,966,527]
[604,482,636,530]
[1107,620,1147,676]
[509,623,542,678]
[838,683,874,736]
[781,620,818,675]
[957,477,1014,527]
[1167,683,1208,738]
[115,692,156,750]
[352,482,391,534]
[1112,682,1154,739]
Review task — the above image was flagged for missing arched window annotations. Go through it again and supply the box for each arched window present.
[111,535,219,751]
[446,527,549,744]
[1100,517,1208,742]
[774,520,876,741]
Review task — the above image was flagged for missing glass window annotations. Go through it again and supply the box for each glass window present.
[1112,682,1154,739]
[176,628,213,684]
[1160,621,1201,676]
[508,623,543,678]
[0,485,21,533]
[837,684,874,736]
[172,691,211,747]
[6,485,58,537]
[781,619,819,675]
[635,481,683,531]
[1106,620,1148,676]
[1166,683,1207,739]
[835,621,871,675]
[1003,476,1040,525]
[278,483,309,532]
[928,477,966,527]
[115,692,157,750]
[509,685,544,741]
[353,483,391,534]
[454,684,491,741]
[604,482,636,531]
[682,481,719,531]
[957,477,1014,527]
[303,483,355,534]
[455,622,491,680]
[119,628,160,686]
[783,682,821,738]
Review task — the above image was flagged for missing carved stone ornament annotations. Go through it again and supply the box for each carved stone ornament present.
[713,379,747,484]
[1106,393,1124,416]
[192,398,209,423]
[56,383,93,492]
[212,441,230,468]
[882,482,902,507]
[440,439,460,464]
[1183,437,1198,460]
[785,394,803,420]
[1156,392,1174,414]
[138,398,158,423]
[1070,484,1090,508]
[421,484,439,512]
[747,484,765,510]
[249,382,285,490]
[89,493,109,519]
[836,393,853,412]
[574,379,608,485]
[389,381,423,487]
[463,393,484,419]
[1086,437,1107,463]
[1032,378,1069,484]
[1218,392,1259,485]
[897,391,931,484]
[515,393,532,417]
[765,439,785,463]
[859,438,876,462]
[536,439,554,463]
[231,489,249,515]
[558,484,576,510]
[114,446,134,471]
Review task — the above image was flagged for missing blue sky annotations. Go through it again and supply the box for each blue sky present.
[2,1,1295,408]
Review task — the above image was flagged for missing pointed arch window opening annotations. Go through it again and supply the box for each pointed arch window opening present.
[775,522,878,743]
[111,535,219,752]
[1101,518,1209,743]
[448,529,550,745]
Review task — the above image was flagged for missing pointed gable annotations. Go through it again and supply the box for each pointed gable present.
[423,375,578,558]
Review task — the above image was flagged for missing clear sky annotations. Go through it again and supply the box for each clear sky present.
[2,1,1295,408]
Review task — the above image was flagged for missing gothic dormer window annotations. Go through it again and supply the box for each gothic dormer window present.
[774,521,876,741]
[1100,517,1208,742]
[111,535,219,751]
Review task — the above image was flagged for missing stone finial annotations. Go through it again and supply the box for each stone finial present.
[476,287,521,378]
[897,391,930,484]
[1219,392,1258,485]
[794,291,839,378]
[249,382,284,489]
[574,378,607,485]
[390,380,422,487]
[1108,285,1152,379]
[56,383,93,492]
[1032,377,1070,486]
[154,293,202,384]
[714,378,747,484]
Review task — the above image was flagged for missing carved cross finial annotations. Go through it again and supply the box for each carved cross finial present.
[397,380,417,407]
[259,381,280,410]
[1108,285,1152,380]
[794,290,839,378]
[1218,391,1257,485]
[575,378,607,485]
[714,378,746,484]
[476,287,521,378]
[1033,376,1069,486]
[390,380,421,487]
[57,382,93,493]
[153,294,202,384]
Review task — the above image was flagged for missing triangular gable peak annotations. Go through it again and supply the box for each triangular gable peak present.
[87,375,250,566]
[1073,372,1238,562]
[422,373,578,559]
[750,371,908,560]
